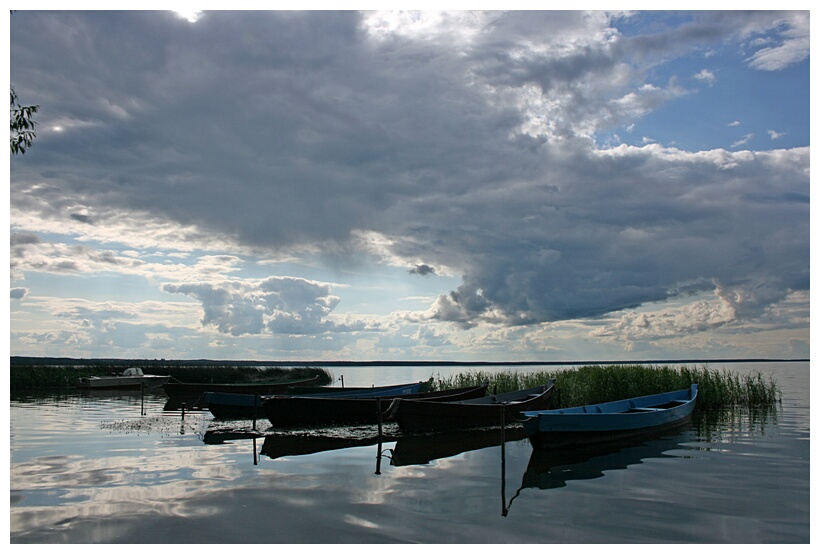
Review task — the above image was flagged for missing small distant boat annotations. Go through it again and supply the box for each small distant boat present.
[262,380,491,427]
[521,384,698,449]
[387,380,556,433]
[76,367,170,390]
[207,381,485,420]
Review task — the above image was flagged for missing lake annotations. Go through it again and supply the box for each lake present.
[9,362,810,543]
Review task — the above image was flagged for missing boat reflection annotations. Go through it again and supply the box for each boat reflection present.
[500,425,697,516]
[389,426,526,466]
[202,421,523,470]
[260,430,397,460]
[163,396,209,412]
[202,429,264,445]
[520,425,696,490]
[201,421,700,518]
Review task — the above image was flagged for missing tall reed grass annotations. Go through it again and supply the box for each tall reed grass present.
[435,364,780,410]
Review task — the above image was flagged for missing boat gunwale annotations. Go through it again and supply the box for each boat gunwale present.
[522,384,697,418]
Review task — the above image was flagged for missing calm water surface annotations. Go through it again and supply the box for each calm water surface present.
[9,362,809,543]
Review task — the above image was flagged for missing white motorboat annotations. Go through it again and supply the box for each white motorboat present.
[76,367,170,390]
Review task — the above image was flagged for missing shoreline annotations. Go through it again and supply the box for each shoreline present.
[10,356,809,367]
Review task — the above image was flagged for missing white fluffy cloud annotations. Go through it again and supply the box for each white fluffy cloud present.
[161,276,358,336]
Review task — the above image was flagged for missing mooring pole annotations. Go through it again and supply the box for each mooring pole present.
[140,382,145,416]
[375,440,383,475]
[377,397,383,436]
[375,398,385,474]
[501,403,508,516]
[252,394,259,431]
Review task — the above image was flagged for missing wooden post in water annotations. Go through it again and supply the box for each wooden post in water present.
[377,397,383,437]
[375,440,383,475]
[179,403,186,435]
[501,403,508,517]
[375,398,384,475]
[140,382,145,416]
[252,395,259,431]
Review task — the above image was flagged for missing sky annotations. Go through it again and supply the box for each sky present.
[5,8,812,362]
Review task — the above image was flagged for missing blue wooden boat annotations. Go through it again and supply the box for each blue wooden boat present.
[521,384,698,449]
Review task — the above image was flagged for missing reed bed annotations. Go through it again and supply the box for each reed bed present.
[435,364,780,411]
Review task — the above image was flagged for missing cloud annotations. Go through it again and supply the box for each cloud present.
[693,68,716,85]
[416,146,808,328]
[620,11,808,72]
[731,133,754,148]
[590,284,807,349]
[409,264,437,276]
[11,288,28,300]
[9,11,809,356]
[161,275,371,336]
[743,12,810,70]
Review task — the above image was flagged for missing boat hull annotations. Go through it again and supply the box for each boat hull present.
[388,382,555,433]
[208,382,484,420]
[262,382,484,427]
[162,376,322,399]
[76,375,170,390]
[522,384,698,449]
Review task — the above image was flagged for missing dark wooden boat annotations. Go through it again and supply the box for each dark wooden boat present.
[387,380,556,433]
[262,382,489,427]
[521,384,698,449]
[206,379,444,419]
[286,384,408,395]
[162,375,322,400]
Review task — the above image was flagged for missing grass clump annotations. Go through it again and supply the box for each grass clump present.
[436,364,780,411]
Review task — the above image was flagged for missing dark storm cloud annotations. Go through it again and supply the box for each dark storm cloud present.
[10,11,809,331]
[10,288,28,300]
[409,264,437,276]
[420,147,809,327]
[69,213,94,224]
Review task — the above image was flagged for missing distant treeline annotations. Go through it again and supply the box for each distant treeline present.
[9,358,333,391]
[10,355,808,367]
